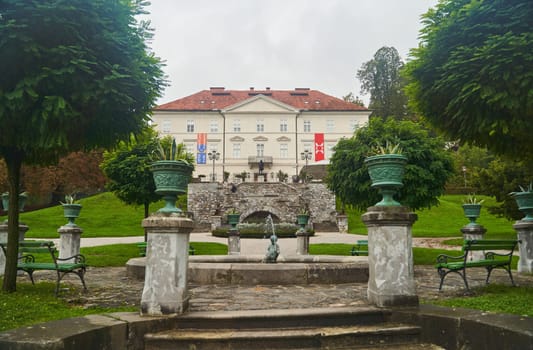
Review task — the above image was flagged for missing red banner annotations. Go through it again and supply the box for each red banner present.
[314,133,324,161]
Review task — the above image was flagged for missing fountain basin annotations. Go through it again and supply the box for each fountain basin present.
[126,255,369,285]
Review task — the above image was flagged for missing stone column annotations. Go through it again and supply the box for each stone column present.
[461,224,486,261]
[0,222,29,276]
[227,228,240,255]
[513,220,533,274]
[58,225,83,262]
[296,231,309,255]
[336,214,348,233]
[362,206,418,307]
[141,213,194,316]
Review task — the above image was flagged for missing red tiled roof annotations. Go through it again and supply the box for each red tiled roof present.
[156,87,368,112]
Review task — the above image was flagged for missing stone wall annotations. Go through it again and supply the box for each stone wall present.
[188,182,337,231]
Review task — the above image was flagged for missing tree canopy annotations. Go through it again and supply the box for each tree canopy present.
[0,0,165,292]
[357,46,408,119]
[326,118,454,211]
[404,0,533,158]
[101,131,160,219]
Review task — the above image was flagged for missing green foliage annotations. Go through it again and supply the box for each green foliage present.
[357,46,409,120]
[404,0,533,158]
[0,0,165,292]
[153,136,195,165]
[445,144,495,191]
[463,194,484,205]
[326,118,454,211]
[476,157,533,220]
[101,128,161,216]
[432,284,533,318]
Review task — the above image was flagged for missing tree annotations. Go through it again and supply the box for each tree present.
[101,131,160,220]
[357,46,408,119]
[0,0,165,292]
[326,118,454,211]
[404,0,533,158]
[342,92,366,107]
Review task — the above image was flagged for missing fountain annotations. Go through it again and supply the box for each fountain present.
[264,215,280,263]
[126,212,369,285]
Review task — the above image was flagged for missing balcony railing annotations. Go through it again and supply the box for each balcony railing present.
[248,156,273,167]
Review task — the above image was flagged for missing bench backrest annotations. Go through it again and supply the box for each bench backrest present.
[0,241,57,261]
[462,239,518,252]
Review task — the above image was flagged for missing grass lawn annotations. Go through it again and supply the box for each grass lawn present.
[347,194,516,239]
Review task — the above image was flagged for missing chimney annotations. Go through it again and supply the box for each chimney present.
[250,87,254,91]
[266,87,270,90]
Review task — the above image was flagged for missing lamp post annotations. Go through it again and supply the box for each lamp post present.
[462,166,467,188]
[300,150,312,183]
[208,150,220,182]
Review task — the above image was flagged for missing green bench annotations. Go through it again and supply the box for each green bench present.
[435,239,519,291]
[350,240,368,256]
[0,240,87,296]
[137,242,195,257]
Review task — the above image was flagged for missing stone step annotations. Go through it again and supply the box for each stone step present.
[171,306,391,330]
[144,323,422,350]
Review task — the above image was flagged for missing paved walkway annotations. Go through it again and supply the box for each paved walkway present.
[71,231,452,255]
[37,231,530,312]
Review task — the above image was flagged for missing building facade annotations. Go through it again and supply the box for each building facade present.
[152,87,370,182]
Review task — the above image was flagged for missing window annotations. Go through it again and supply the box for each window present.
[210,120,218,133]
[326,120,335,132]
[256,143,264,157]
[350,119,360,132]
[256,119,264,132]
[280,143,288,158]
[326,144,334,159]
[232,143,241,158]
[280,119,288,132]
[303,143,312,152]
[162,120,171,134]
[185,143,194,155]
[303,120,311,132]
[186,120,195,133]
[233,119,241,132]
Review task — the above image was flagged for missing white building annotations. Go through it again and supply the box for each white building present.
[152,87,370,182]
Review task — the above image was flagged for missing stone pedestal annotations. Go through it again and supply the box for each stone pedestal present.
[362,206,418,307]
[141,213,194,316]
[461,224,486,261]
[227,228,240,255]
[210,215,222,231]
[336,214,348,233]
[513,220,533,274]
[57,225,83,262]
[0,222,29,276]
[296,231,309,255]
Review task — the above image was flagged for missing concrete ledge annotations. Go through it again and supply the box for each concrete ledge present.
[1,306,531,349]
[391,304,533,350]
[126,256,369,284]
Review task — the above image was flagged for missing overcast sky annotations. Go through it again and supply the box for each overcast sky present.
[143,0,438,105]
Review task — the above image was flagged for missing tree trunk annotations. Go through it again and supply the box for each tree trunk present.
[144,201,149,242]
[2,153,22,293]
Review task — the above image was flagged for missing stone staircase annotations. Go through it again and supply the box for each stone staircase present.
[143,307,443,350]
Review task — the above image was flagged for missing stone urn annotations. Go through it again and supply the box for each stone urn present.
[296,214,309,227]
[510,190,533,221]
[1,192,28,212]
[62,204,82,226]
[227,213,240,228]
[462,204,482,226]
[151,160,194,214]
[364,153,407,206]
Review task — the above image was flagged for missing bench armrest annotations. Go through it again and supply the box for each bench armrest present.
[436,253,465,264]
[19,254,36,263]
[56,254,86,264]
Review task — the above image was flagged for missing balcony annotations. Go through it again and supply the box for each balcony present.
[248,156,273,169]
